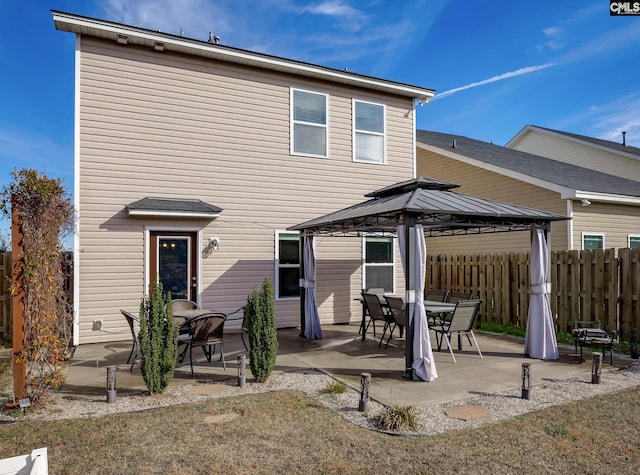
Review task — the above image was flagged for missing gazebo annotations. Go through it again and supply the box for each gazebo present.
[290,177,570,381]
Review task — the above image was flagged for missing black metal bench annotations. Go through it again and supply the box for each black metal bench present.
[573,320,618,365]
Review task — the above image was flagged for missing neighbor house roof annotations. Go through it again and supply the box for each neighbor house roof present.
[52,10,434,102]
[416,130,640,203]
[507,125,640,160]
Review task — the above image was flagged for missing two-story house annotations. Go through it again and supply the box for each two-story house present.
[53,11,434,344]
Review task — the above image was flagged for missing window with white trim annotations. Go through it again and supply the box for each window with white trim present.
[363,236,395,293]
[629,234,640,248]
[276,231,300,299]
[353,100,385,163]
[582,233,604,250]
[291,89,328,157]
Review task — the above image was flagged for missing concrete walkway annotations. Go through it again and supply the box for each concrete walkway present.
[64,324,628,407]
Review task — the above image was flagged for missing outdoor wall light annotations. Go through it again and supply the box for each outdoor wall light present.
[209,237,220,251]
[116,34,128,45]
[153,42,165,51]
[581,199,591,206]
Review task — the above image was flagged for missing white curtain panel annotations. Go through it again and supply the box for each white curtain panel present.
[524,225,558,360]
[303,235,323,339]
[398,224,438,381]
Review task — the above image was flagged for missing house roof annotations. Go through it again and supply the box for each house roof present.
[126,197,222,218]
[290,177,568,237]
[508,125,640,160]
[416,129,640,201]
[52,10,434,102]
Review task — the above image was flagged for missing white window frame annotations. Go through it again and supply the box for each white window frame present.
[361,235,396,293]
[628,234,640,248]
[353,99,386,164]
[581,232,605,250]
[290,88,329,158]
[275,230,300,301]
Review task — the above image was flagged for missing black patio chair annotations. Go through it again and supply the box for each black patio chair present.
[425,289,450,325]
[172,299,198,311]
[382,296,407,348]
[177,312,227,376]
[361,292,394,345]
[120,310,139,372]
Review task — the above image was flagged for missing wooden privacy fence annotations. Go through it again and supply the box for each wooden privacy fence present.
[427,248,640,340]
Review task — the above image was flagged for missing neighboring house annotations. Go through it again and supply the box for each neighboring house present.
[415,129,640,255]
[53,11,434,344]
[507,125,640,182]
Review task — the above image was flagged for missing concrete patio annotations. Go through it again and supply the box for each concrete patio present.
[62,323,631,408]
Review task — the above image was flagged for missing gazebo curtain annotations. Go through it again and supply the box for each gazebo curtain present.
[398,224,438,381]
[524,225,558,360]
[302,235,323,339]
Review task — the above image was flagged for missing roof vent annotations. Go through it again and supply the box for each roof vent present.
[452,139,457,149]
[622,131,627,146]
[208,32,220,44]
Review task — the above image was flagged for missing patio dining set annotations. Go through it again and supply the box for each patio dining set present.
[359,288,484,364]
[120,299,248,376]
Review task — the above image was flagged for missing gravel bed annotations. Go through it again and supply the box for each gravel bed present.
[3,363,640,436]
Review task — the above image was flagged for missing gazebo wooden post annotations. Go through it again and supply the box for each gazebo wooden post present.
[11,195,27,401]
[403,214,416,380]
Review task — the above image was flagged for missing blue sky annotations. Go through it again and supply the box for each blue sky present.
[1,0,639,236]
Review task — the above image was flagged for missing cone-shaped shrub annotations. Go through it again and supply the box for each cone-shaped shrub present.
[246,277,278,382]
[138,281,177,394]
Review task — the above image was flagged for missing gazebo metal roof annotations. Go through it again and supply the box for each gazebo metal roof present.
[290,177,569,236]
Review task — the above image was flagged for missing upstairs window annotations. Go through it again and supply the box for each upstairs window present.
[291,89,328,157]
[276,231,300,299]
[582,233,604,250]
[363,236,395,293]
[629,235,640,248]
[353,100,385,163]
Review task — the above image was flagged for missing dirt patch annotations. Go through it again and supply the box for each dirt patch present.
[203,412,240,424]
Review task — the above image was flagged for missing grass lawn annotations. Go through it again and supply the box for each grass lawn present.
[0,387,639,474]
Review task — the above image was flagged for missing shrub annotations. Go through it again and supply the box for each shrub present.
[321,381,347,395]
[246,277,278,383]
[376,404,419,432]
[138,281,177,394]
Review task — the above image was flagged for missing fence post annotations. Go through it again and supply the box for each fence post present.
[11,196,26,401]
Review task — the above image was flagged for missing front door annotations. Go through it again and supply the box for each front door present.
[149,231,198,301]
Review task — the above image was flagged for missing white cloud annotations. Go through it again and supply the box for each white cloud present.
[302,1,361,17]
[586,96,640,146]
[434,63,555,100]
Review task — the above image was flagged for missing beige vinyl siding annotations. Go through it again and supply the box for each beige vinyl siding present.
[416,149,568,253]
[571,202,640,250]
[510,132,640,182]
[77,37,415,343]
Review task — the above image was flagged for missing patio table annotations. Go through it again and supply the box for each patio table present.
[424,300,455,314]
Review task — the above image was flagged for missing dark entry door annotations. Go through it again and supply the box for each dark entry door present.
[149,231,197,301]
